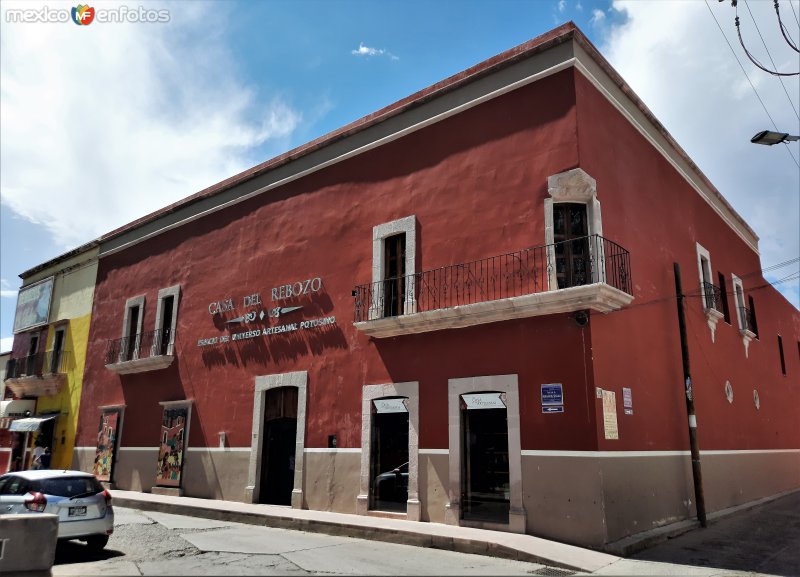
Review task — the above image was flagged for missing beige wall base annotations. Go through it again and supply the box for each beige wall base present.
[303,450,360,513]
[71,446,800,550]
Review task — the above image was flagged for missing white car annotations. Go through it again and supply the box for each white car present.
[0,469,114,551]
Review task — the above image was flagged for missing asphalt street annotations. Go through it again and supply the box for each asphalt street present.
[631,491,800,577]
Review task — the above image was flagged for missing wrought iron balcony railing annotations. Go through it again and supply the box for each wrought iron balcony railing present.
[5,350,70,380]
[105,328,175,365]
[701,281,723,313]
[353,234,631,322]
[738,306,757,334]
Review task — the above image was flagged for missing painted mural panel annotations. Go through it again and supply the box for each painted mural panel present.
[156,406,187,487]
[13,277,54,333]
[93,410,120,482]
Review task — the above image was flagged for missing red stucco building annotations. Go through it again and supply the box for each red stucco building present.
[65,24,798,549]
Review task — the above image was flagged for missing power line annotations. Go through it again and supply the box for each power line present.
[743,0,800,119]
[788,0,800,28]
[734,13,799,76]
[774,0,800,51]
[704,0,800,168]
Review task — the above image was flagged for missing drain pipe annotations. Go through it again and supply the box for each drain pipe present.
[673,262,707,527]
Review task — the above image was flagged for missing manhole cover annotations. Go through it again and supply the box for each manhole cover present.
[530,568,575,577]
[531,567,575,577]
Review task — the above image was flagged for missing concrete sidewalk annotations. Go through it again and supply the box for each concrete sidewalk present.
[111,489,798,576]
[111,490,618,574]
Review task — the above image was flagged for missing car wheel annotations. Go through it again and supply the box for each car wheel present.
[85,535,109,552]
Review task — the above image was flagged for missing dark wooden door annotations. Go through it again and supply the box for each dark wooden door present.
[383,234,406,317]
[259,387,298,505]
[553,203,589,289]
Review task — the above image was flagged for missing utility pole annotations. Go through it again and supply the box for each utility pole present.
[673,262,707,527]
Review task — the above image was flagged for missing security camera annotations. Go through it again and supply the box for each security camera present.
[574,310,589,326]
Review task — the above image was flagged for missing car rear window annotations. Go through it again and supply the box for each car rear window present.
[34,477,104,498]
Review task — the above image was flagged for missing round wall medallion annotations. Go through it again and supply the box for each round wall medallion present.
[753,389,760,410]
[724,381,733,404]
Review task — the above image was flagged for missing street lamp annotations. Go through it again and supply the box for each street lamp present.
[750,130,800,145]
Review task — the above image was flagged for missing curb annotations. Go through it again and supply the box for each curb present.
[113,495,602,572]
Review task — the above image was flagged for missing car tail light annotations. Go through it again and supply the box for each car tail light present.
[103,489,112,507]
[25,492,47,512]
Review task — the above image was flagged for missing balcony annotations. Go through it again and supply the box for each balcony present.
[353,234,633,338]
[105,328,176,375]
[701,281,725,342]
[4,350,70,397]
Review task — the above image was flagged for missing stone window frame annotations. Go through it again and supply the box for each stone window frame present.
[545,169,604,289]
[696,243,724,342]
[695,243,714,309]
[731,273,756,357]
[356,381,420,521]
[245,371,307,508]
[370,216,418,319]
[121,295,145,360]
[154,285,181,356]
[444,374,526,533]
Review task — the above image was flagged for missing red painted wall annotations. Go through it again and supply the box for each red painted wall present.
[574,71,800,452]
[75,65,799,463]
[78,70,604,452]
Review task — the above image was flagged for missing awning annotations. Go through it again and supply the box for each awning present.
[0,399,35,419]
[8,415,58,432]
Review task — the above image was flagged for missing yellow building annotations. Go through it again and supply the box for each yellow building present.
[3,243,98,471]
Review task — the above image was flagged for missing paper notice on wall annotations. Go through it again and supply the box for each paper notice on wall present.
[602,390,619,440]
[623,387,633,415]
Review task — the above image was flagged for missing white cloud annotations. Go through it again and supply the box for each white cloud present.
[352,42,384,56]
[0,336,12,353]
[558,0,567,13]
[590,9,606,25]
[351,42,398,60]
[0,279,16,299]
[0,1,301,251]
[604,1,799,305]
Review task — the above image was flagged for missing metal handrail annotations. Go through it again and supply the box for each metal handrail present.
[353,234,631,322]
[5,350,70,379]
[701,281,722,313]
[105,328,175,365]
[738,306,756,333]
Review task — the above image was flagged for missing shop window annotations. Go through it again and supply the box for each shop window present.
[445,374,525,533]
[369,397,409,512]
[778,336,786,376]
[370,216,417,319]
[460,392,509,524]
[357,381,419,520]
[155,286,180,356]
[717,272,731,323]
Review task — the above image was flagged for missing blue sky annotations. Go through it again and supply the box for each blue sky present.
[1,0,798,350]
